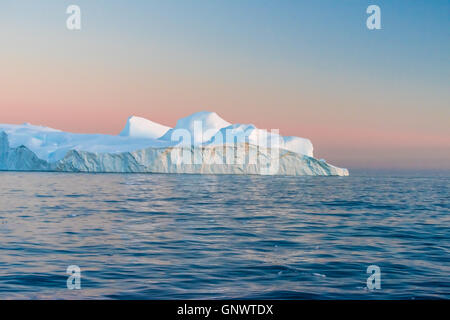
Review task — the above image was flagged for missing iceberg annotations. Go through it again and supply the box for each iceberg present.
[0,112,348,176]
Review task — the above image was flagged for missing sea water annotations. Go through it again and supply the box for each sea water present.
[0,171,448,299]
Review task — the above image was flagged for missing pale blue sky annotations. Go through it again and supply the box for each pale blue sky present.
[0,0,449,169]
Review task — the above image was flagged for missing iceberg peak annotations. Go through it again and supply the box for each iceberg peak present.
[159,111,231,144]
[119,115,170,139]
[175,111,231,131]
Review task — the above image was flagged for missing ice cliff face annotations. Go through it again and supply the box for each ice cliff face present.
[0,132,50,171]
[0,112,349,176]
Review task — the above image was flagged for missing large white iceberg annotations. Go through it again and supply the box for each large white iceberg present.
[0,112,348,176]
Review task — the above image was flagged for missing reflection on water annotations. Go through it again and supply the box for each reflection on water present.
[0,171,448,299]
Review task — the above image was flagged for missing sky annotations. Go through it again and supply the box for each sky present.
[0,0,449,170]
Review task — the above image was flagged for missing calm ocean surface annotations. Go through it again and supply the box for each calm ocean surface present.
[0,171,448,299]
